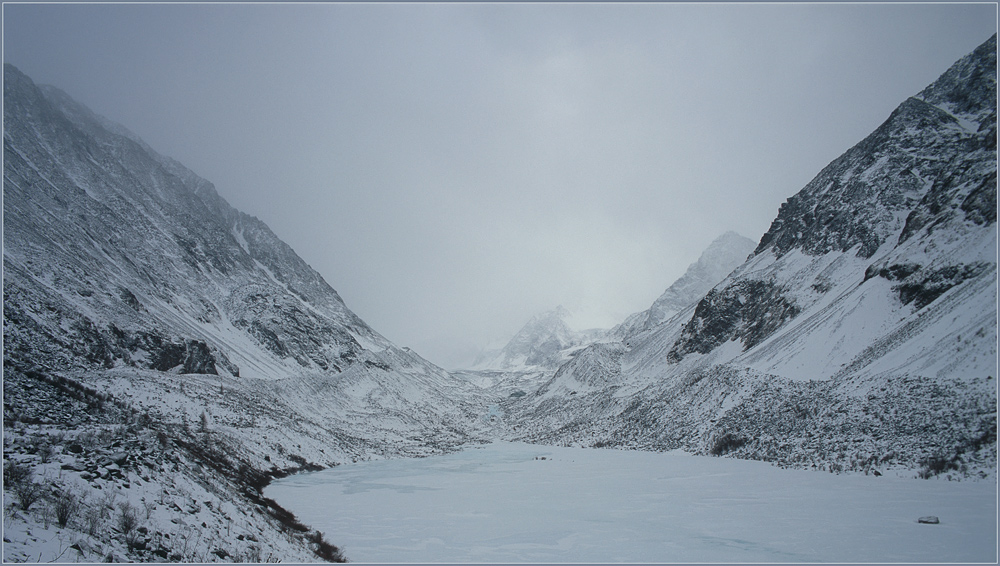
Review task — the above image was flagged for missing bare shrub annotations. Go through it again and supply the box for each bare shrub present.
[918,454,961,479]
[37,443,53,464]
[13,481,43,511]
[245,545,262,563]
[709,432,746,456]
[6,463,43,512]
[53,490,79,528]
[306,530,347,563]
[76,430,98,450]
[117,501,142,552]
[4,461,31,487]
[142,500,155,520]
[117,501,138,535]
[83,504,103,536]
[124,529,141,553]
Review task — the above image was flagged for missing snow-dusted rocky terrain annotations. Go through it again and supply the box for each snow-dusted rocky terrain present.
[3,33,997,564]
[503,34,998,481]
[3,63,493,562]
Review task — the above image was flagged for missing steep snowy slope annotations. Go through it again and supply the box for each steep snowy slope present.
[665,34,997,381]
[3,63,492,562]
[4,64,394,381]
[510,34,997,478]
[2,62,490,398]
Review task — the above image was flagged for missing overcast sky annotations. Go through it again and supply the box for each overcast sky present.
[4,3,996,368]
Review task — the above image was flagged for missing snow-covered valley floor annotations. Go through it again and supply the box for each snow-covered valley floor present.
[266,441,997,563]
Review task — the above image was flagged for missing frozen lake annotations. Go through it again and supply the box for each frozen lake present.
[265,442,996,563]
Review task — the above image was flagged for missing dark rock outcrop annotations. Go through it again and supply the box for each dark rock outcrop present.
[667,279,800,361]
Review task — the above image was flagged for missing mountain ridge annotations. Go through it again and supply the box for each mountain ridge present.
[3,62,398,380]
[504,34,997,480]
[4,62,494,561]
[614,231,757,340]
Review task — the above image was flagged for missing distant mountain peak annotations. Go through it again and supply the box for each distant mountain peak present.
[529,305,571,325]
[470,306,606,371]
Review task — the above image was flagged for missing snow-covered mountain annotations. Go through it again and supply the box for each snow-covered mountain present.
[6,65,389,381]
[508,34,997,479]
[2,32,996,563]
[471,232,755,375]
[462,234,756,402]
[614,231,756,340]
[470,306,607,372]
[3,63,492,562]
[4,59,497,454]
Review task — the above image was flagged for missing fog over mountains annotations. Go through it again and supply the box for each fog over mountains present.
[2,34,996,563]
[467,231,756,375]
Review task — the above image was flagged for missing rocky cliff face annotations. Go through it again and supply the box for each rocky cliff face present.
[668,34,997,364]
[507,34,997,479]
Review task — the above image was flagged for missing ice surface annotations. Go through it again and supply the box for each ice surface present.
[266,442,997,563]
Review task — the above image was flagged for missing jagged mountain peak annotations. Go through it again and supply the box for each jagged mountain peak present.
[615,231,757,338]
[501,307,576,357]
[527,305,572,326]
[753,34,996,263]
[470,306,607,371]
[915,33,996,119]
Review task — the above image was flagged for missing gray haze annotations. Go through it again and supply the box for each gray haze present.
[4,3,996,369]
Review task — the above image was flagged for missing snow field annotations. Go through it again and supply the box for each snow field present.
[266,441,997,563]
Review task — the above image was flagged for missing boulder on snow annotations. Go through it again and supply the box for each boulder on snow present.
[99,452,128,466]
